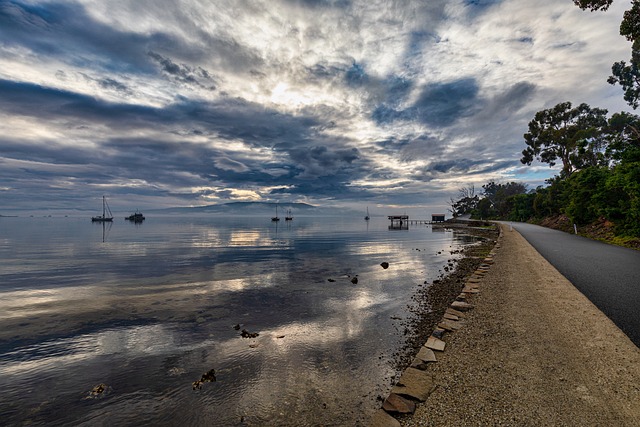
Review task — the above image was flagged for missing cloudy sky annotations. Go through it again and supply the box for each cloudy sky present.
[0,0,633,213]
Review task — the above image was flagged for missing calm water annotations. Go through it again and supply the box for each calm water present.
[0,215,477,426]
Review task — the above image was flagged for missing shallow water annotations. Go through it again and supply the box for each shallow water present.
[0,215,477,426]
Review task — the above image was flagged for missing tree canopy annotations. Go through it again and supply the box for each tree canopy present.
[521,102,608,177]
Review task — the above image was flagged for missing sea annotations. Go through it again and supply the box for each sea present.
[0,215,480,426]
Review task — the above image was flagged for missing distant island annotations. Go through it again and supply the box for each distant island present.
[149,201,362,216]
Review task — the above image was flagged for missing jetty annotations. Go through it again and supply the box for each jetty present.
[387,214,448,226]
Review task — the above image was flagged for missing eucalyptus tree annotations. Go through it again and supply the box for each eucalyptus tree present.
[521,102,609,177]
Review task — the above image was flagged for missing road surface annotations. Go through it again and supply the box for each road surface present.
[507,221,640,347]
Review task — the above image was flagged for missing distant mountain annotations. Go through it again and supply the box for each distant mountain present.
[149,201,360,216]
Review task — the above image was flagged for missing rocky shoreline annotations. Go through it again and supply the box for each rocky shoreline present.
[374,223,640,427]
[373,221,500,426]
[393,221,499,372]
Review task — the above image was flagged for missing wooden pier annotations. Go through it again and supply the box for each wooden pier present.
[387,214,447,226]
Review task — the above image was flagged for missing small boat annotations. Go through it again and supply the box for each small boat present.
[271,204,280,221]
[92,196,114,222]
[125,210,145,222]
[365,207,370,221]
[285,209,293,221]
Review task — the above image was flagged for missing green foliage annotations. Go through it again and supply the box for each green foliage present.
[521,102,608,177]
[573,0,613,11]
[605,111,640,162]
[564,167,609,224]
[620,1,640,42]
[474,197,493,219]
[608,40,640,109]
[507,193,536,222]
[453,164,640,237]
[603,162,640,235]
[481,181,529,218]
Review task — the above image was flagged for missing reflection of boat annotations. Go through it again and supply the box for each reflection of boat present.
[92,196,113,222]
[365,207,370,221]
[271,204,280,221]
[285,209,293,221]
[125,211,145,222]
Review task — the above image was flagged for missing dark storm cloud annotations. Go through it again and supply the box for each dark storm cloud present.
[414,78,480,126]
[97,77,131,93]
[373,78,480,127]
[0,1,262,76]
[0,1,164,72]
[0,79,315,147]
[148,51,217,89]
[288,145,360,177]
[0,78,372,204]
[0,79,166,125]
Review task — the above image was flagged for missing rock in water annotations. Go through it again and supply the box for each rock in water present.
[192,369,217,390]
[241,329,259,338]
[380,262,389,269]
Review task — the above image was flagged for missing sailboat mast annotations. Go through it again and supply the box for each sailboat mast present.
[103,196,106,218]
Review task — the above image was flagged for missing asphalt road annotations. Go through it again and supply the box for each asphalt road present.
[505,222,640,347]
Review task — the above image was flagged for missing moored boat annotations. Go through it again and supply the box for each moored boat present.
[125,211,145,222]
[92,196,114,222]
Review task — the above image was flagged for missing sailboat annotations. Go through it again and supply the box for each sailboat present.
[92,196,114,222]
[285,208,293,221]
[365,207,370,221]
[271,204,280,221]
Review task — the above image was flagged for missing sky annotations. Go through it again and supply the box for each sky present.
[0,0,634,214]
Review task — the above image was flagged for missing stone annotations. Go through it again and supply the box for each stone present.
[415,346,437,362]
[438,320,463,331]
[410,360,431,371]
[369,409,401,427]
[431,328,445,339]
[426,336,446,351]
[445,307,466,318]
[382,393,416,414]
[380,262,389,269]
[462,287,480,294]
[451,301,473,311]
[391,368,437,402]
[443,312,459,321]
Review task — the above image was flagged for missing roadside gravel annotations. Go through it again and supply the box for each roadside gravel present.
[400,223,640,426]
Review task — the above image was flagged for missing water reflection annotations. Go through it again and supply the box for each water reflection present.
[0,216,480,426]
[93,220,112,242]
